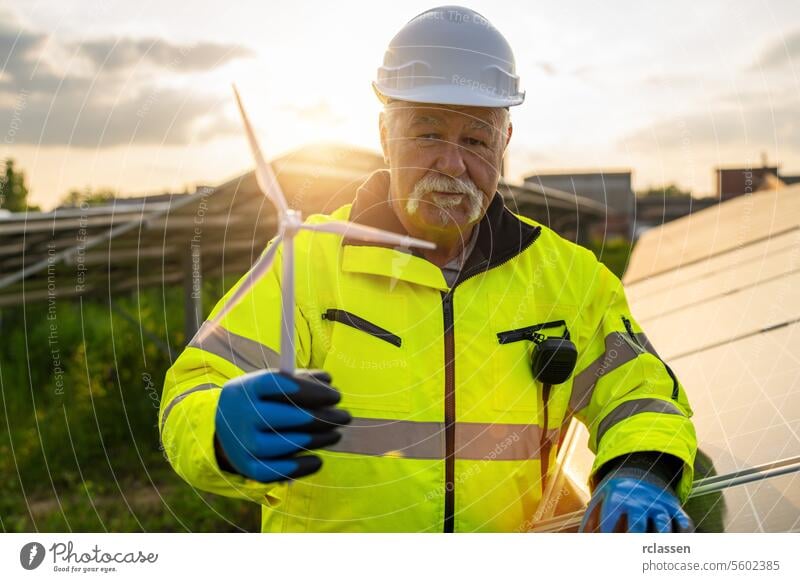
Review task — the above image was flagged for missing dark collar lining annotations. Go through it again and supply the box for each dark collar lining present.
[343,170,542,276]
[345,170,408,240]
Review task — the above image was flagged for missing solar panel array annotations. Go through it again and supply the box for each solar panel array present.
[624,184,800,532]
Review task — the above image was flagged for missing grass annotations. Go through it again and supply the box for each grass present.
[1,473,258,532]
[0,282,259,532]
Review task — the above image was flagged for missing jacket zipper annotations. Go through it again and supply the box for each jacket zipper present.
[439,225,543,533]
[496,320,567,344]
[621,315,679,400]
[441,292,456,533]
[497,325,543,344]
[322,308,402,347]
[621,315,641,349]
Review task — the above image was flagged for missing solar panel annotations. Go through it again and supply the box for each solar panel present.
[534,183,800,532]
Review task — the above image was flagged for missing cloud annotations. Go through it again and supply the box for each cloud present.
[0,20,49,83]
[749,28,800,70]
[621,97,800,152]
[4,86,238,147]
[0,15,251,147]
[76,38,254,73]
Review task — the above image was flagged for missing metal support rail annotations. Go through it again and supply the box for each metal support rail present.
[530,454,800,532]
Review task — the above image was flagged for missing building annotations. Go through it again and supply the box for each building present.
[715,162,800,201]
[524,170,634,216]
[523,170,634,238]
[633,194,718,240]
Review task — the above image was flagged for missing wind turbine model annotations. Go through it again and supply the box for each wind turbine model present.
[195,85,436,374]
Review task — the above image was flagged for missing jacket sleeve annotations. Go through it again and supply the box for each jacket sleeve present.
[569,260,697,502]
[158,239,313,504]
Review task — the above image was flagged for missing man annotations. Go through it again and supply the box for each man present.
[160,6,697,533]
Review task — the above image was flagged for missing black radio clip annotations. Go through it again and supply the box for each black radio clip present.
[498,319,578,385]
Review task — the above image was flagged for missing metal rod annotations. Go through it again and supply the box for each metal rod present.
[183,243,203,344]
[109,299,173,359]
[690,455,800,488]
[529,455,800,532]
[689,456,800,497]
[279,233,295,374]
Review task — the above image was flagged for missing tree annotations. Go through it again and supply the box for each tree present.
[0,159,39,211]
[59,187,117,208]
[638,183,692,198]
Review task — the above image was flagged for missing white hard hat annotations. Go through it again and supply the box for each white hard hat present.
[373,5,525,108]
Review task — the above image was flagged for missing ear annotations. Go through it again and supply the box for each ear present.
[504,121,513,151]
[379,111,390,165]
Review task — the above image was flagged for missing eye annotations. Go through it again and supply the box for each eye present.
[415,133,441,147]
[464,137,488,147]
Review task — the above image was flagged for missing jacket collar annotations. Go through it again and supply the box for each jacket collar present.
[341,170,542,289]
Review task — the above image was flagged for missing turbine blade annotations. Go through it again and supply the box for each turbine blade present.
[301,220,436,249]
[202,234,284,333]
[232,84,289,214]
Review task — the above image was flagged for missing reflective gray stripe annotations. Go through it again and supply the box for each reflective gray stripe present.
[569,331,642,413]
[160,383,219,435]
[596,398,685,444]
[189,322,280,372]
[328,418,559,461]
[456,422,558,460]
[329,418,444,458]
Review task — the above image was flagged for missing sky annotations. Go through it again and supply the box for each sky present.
[1,0,799,209]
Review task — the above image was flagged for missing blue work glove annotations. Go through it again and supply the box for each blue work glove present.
[579,469,693,533]
[214,369,351,483]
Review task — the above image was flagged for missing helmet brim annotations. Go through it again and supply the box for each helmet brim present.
[372,82,524,108]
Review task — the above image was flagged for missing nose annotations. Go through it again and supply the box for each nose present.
[431,140,467,179]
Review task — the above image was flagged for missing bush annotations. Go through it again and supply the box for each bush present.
[585,239,634,278]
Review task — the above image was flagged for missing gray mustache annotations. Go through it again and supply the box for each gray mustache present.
[412,175,481,197]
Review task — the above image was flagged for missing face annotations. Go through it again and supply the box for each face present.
[379,101,512,240]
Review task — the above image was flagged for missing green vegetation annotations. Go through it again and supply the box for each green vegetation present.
[585,238,634,278]
[59,187,118,208]
[0,283,258,532]
[637,183,692,198]
[1,158,39,212]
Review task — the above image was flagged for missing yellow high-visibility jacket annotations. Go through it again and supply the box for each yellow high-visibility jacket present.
[159,170,697,532]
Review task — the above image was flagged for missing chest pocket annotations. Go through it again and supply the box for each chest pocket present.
[489,296,577,418]
[321,302,410,414]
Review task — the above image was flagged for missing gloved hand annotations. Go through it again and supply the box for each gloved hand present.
[214,369,351,483]
[579,470,693,533]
